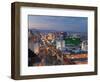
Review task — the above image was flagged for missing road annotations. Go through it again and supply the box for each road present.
[40,38,76,65]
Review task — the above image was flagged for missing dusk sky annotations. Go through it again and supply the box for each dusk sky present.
[28,15,87,32]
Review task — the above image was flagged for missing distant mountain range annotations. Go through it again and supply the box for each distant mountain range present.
[29,28,61,33]
[29,28,87,35]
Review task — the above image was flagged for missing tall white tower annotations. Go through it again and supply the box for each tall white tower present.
[81,41,87,51]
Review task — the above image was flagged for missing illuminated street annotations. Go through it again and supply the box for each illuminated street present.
[28,30,87,66]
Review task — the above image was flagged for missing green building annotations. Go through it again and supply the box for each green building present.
[65,37,80,46]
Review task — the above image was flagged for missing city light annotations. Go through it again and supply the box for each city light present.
[28,29,88,66]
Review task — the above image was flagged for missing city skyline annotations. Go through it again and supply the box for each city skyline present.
[28,15,88,33]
